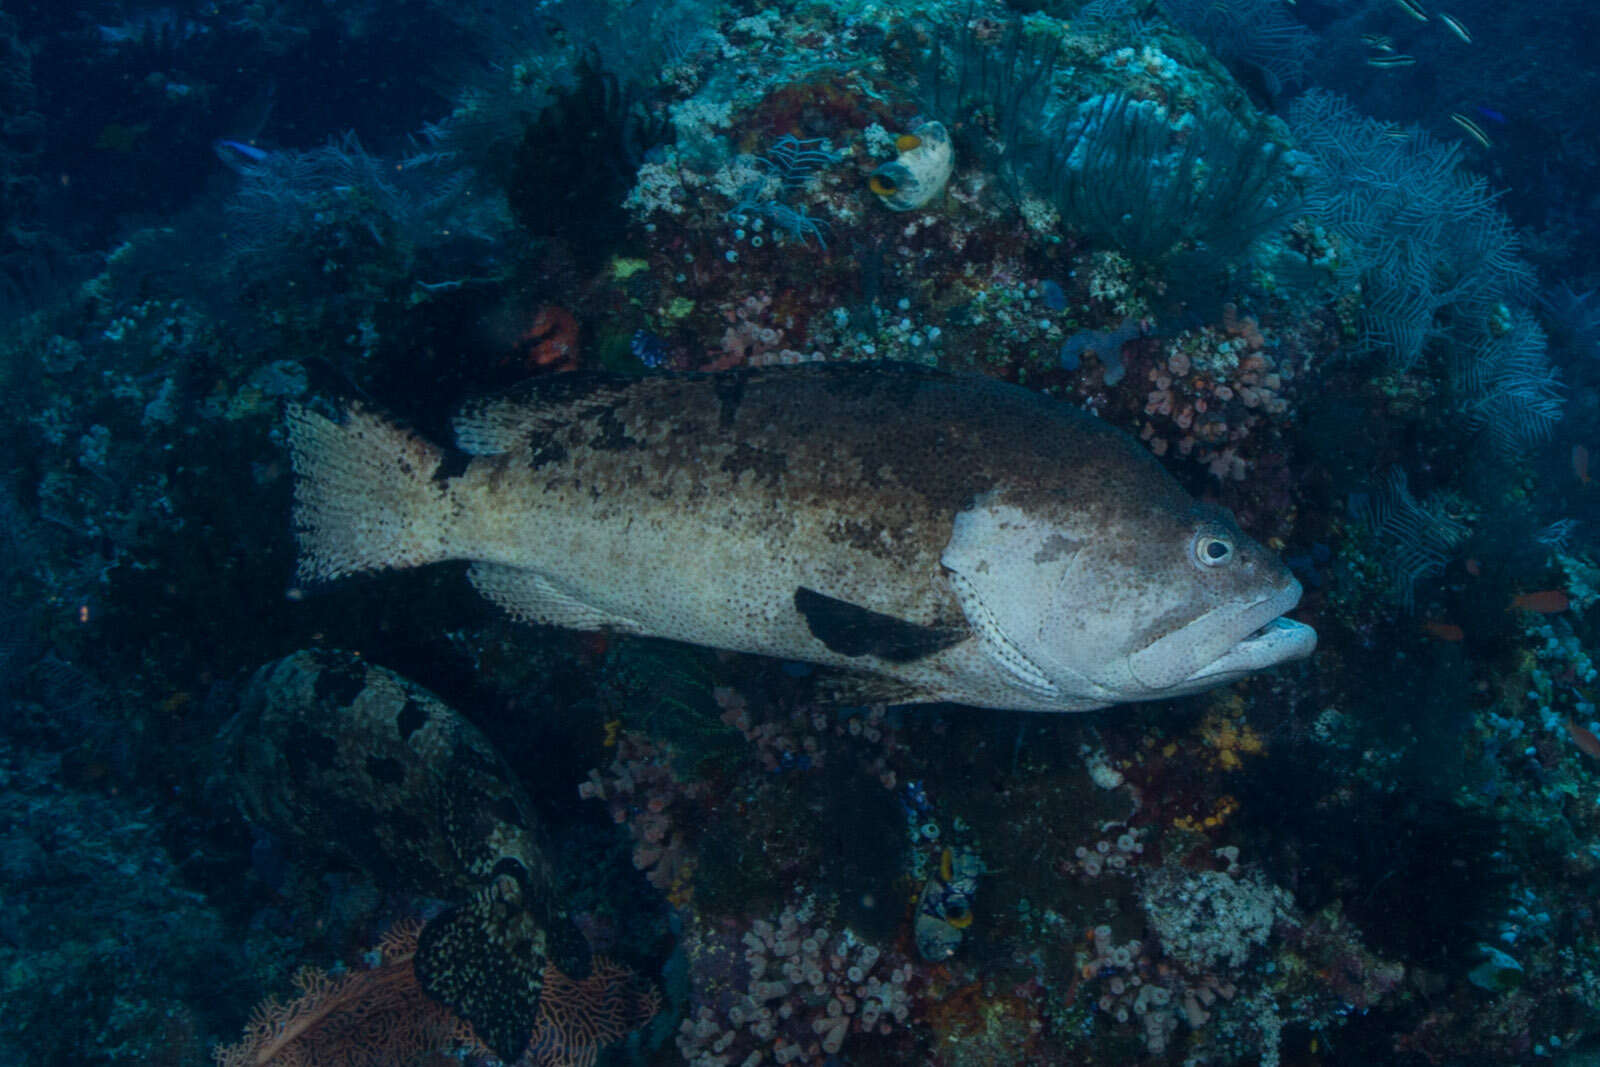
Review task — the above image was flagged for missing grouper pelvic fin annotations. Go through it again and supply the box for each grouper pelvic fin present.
[793,586,968,663]
[468,563,645,632]
[812,670,933,708]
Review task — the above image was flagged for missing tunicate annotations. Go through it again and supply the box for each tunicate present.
[869,121,954,211]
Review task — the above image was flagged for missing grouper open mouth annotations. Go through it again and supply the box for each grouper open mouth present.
[1203,614,1319,678]
[1129,579,1317,692]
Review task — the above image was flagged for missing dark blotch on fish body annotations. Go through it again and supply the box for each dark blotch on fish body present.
[795,586,968,663]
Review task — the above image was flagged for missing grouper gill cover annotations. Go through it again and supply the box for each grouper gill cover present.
[287,362,1315,711]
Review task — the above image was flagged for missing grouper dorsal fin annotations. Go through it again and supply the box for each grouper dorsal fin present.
[451,374,643,455]
[452,396,546,455]
[793,586,967,663]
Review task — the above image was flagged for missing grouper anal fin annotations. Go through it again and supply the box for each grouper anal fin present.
[468,562,646,632]
[793,586,968,663]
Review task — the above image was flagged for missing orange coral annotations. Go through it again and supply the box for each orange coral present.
[1172,795,1241,834]
[1220,302,1266,351]
[1197,700,1266,772]
[514,305,580,371]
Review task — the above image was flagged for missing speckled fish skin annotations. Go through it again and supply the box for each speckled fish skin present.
[223,649,591,1058]
[287,363,1315,712]
[224,649,556,899]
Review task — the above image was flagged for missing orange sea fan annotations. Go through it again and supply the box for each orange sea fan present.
[529,960,664,1067]
[215,918,660,1067]
[213,919,476,1067]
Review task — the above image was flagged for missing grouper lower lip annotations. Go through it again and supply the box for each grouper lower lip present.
[1183,581,1317,685]
[1209,613,1319,674]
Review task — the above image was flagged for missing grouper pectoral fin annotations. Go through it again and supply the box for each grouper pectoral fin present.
[793,586,968,663]
[469,563,645,632]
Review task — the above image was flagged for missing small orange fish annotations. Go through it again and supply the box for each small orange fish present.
[1510,590,1570,614]
[1421,619,1464,642]
[1575,445,1591,486]
[1566,718,1600,759]
[1464,558,1482,577]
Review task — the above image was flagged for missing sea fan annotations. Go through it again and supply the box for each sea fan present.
[1455,308,1564,456]
[1290,91,1534,371]
[1352,468,1470,611]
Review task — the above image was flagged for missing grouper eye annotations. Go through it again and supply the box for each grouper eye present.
[1194,532,1234,567]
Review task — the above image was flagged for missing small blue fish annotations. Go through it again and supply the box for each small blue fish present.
[214,139,270,171]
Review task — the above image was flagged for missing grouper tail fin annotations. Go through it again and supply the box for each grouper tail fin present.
[285,400,458,583]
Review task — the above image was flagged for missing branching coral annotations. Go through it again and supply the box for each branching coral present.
[580,731,708,905]
[1351,466,1471,611]
[1158,0,1316,98]
[675,898,913,1065]
[1455,306,1564,455]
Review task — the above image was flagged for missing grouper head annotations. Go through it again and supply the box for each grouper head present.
[941,487,1316,711]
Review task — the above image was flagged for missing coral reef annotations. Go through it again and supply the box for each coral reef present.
[215,919,659,1067]
[5,0,1600,1064]
[674,899,913,1065]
